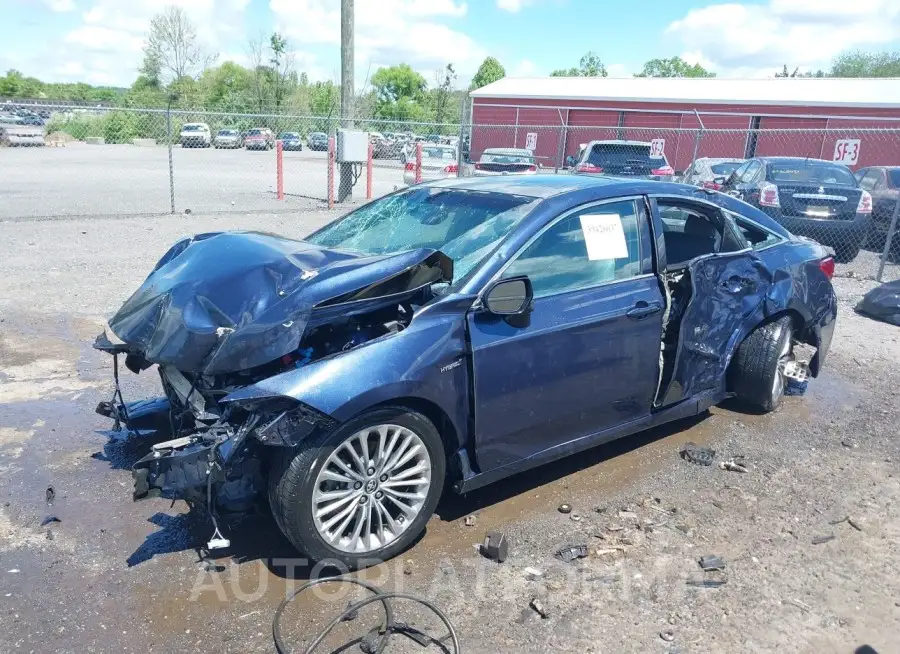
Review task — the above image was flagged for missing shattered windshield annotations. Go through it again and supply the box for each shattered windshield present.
[306,187,538,281]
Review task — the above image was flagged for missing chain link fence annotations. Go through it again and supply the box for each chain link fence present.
[2,102,898,281]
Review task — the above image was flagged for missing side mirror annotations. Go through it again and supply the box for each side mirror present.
[483,276,533,316]
[565,155,577,168]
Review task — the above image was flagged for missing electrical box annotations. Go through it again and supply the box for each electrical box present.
[336,130,368,163]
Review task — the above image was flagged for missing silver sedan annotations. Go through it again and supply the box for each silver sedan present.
[403,145,458,185]
[473,148,538,176]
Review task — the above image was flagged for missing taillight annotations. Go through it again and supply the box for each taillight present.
[819,256,835,280]
[444,164,458,174]
[527,165,537,172]
[702,181,721,190]
[404,162,415,171]
[857,190,873,214]
[651,165,675,176]
[474,163,483,170]
[759,182,780,207]
[575,163,603,173]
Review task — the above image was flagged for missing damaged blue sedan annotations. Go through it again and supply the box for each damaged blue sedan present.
[94,175,837,567]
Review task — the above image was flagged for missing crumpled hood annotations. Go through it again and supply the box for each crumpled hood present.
[105,231,452,374]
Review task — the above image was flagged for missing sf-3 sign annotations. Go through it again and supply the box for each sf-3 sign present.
[833,139,861,165]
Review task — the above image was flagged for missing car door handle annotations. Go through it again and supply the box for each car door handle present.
[626,301,663,320]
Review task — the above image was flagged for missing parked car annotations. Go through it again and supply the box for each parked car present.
[473,148,537,176]
[279,132,303,151]
[245,128,275,150]
[570,140,675,180]
[681,158,746,189]
[0,125,45,147]
[308,131,328,151]
[213,129,243,149]
[402,144,458,184]
[94,175,837,568]
[180,122,212,148]
[719,157,871,262]
[855,166,900,259]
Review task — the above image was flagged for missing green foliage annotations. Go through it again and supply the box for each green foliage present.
[831,51,900,77]
[634,57,714,78]
[550,52,607,77]
[774,65,826,78]
[470,57,505,90]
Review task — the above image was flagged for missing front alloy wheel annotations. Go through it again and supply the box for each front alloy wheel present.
[311,424,432,554]
[268,407,445,568]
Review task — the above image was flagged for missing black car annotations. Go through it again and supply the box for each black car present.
[856,166,900,259]
[719,157,871,262]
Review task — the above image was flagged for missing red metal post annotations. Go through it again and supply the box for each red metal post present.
[415,141,423,184]
[327,136,336,209]
[276,140,284,200]
[366,140,373,200]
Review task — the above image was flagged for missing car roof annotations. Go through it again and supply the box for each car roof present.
[429,174,636,198]
[756,156,841,165]
[697,157,745,163]
[589,139,651,146]
[483,148,533,156]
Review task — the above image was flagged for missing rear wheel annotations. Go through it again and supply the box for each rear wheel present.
[834,243,861,263]
[729,315,795,413]
[268,406,445,569]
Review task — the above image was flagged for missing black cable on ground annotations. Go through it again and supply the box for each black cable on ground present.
[272,575,460,654]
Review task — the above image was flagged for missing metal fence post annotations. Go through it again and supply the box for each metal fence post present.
[327,136,336,209]
[415,142,423,184]
[276,140,284,200]
[366,140,373,200]
[690,110,705,171]
[876,199,900,282]
[166,106,175,214]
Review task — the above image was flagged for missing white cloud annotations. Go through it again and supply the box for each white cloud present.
[271,0,486,83]
[496,0,533,12]
[512,59,537,76]
[666,0,900,76]
[606,63,629,77]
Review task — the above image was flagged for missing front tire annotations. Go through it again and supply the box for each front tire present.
[268,406,446,569]
[729,315,795,413]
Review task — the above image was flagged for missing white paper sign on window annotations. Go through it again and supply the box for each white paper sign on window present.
[580,214,629,261]
[833,139,861,165]
[525,132,537,151]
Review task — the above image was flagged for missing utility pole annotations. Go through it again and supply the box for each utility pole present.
[338,0,354,201]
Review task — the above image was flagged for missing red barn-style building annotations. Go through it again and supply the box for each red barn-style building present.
[468,77,900,171]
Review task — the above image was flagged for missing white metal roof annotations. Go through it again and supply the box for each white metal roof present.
[469,77,900,109]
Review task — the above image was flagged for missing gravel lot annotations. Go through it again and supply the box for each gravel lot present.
[0,143,404,219]
[1,209,899,653]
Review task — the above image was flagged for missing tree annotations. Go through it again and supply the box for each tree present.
[470,57,505,90]
[634,57,715,78]
[774,64,825,78]
[371,64,427,120]
[268,32,295,110]
[831,50,900,77]
[432,63,457,125]
[550,51,608,77]
[142,6,215,88]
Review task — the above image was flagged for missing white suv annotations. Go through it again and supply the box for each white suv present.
[180,122,211,148]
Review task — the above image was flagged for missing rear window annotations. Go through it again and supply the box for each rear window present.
[280,132,299,138]
[482,152,535,164]
[310,132,326,138]
[890,170,900,186]
[182,124,203,132]
[247,129,263,136]
[767,162,856,186]
[710,162,742,176]
[587,143,664,166]
[218,130,237,135]
[422,147,455,160]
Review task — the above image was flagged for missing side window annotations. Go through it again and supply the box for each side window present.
[739,161,762,183]
[682,162,695,183]
[658,201,727,268]
[729,212,784,250]
[860,170,884,191]
[730,161,751,183]
[502,200,642,298]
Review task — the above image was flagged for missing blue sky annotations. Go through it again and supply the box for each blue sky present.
[1,0,899,87]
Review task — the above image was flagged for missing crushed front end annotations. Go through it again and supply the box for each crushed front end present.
[92,231,451,549]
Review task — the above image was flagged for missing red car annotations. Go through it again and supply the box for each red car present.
[244,128,275,151]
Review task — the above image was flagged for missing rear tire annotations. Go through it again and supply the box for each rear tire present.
[834,243,860,263]
[268,406,446,569]
[729,315,795,413]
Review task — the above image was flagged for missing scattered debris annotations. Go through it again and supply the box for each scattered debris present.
[618,509,637,520]
[200,560,225,573]
[592,506,607,514]
[686,579,727,588]
[660,630,676,642]
[848,517,864,532]
[712,500,725,510]
[784,379,808,396]
[569,513,583,523]
[812,535,835,545]
[341,600,360,622]
[606,525,624,532]
[40,515,61,527]
[464,515,477,527]
[403,559,415,575]
[523,567,543,581]
[698,555,726,571]
[555,544,589,563]
[480,531,508,563]
[841,438,860,449]
[529,598,550,619]
[787,598,812,613]
[719,459,749,473]
[557,504,572,514]
[45,486,55,505]
[184,208,192,214]
[680,442,715,466]
[855,279,900,326]
[593,547,627,558]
